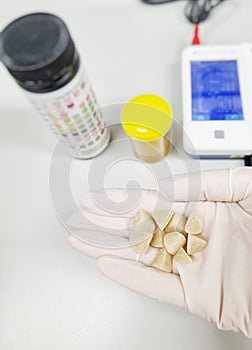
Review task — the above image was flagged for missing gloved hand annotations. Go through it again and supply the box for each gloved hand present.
[68,167,252,339]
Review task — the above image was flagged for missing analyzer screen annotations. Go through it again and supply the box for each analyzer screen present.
[191,60,244,121]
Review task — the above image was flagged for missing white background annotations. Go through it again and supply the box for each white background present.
[0,0,251,349]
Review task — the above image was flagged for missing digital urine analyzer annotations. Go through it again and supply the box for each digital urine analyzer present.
[181,44,252,158]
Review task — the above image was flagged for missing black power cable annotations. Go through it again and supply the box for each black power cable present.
[185,0,225,24]
[141,0,225,24]
[244,155,252,166]
[142,0,179,4]
[143,0,179,5]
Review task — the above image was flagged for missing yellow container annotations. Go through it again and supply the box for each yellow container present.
[121,94,173,163]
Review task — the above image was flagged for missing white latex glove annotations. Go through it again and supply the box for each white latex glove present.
[68,167,252,339]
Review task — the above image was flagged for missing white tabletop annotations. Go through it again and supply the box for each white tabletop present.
[0,0,251,349]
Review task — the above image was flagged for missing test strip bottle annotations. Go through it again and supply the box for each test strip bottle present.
[0,13,110,159]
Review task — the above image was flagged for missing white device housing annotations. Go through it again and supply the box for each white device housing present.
[181,44,252,158]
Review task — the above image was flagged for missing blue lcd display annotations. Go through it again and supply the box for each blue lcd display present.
[191,60,244,121]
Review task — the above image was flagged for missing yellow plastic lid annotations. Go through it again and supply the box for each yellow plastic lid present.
[121,94,173,142]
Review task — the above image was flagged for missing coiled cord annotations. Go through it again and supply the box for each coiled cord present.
[185,0,225,24]
[142,0,225,24]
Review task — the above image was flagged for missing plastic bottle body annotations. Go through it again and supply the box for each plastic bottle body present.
[24,65,110,159]
[130,133,170,163]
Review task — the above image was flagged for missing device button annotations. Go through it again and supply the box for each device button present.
[214,130,225,139]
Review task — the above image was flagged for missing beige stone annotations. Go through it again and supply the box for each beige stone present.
[173,247,192,264]
[165,213,186,233]
[151,228,165,248]
[129,209,156,234]
[187,234,207,255]
[163,232,186,255]
[152,210,173,230]
[151,248,172,272]
[129,231,153,254]
[185,210,204,235]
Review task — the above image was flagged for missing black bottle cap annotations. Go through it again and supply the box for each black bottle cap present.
[0,13,79,93]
